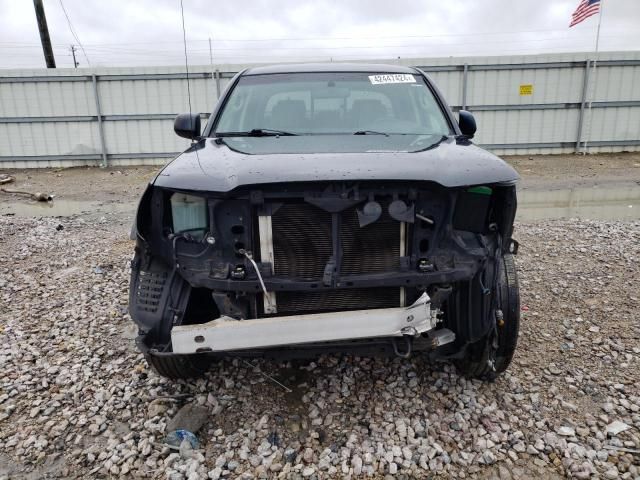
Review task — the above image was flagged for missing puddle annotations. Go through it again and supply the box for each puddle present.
[0,198,135,217]
[517,185,640,221]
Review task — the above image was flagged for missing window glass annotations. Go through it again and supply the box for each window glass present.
[215,72,452,136]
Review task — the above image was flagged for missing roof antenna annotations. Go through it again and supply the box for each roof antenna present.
[180,0,193,134]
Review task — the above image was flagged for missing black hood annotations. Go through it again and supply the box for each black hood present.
[153,136,519,192]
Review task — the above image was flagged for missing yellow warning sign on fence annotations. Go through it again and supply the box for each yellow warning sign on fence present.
[519,84,533,95]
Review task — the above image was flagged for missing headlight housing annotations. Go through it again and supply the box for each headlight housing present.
[170,193,207,239]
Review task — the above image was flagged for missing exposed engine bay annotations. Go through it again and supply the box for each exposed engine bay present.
[130,180,517,362]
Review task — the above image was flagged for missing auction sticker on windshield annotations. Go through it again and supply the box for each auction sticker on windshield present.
[369,74,416,85]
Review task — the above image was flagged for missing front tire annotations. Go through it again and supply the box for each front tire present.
[145,353,213,380]
[455,254,520,380]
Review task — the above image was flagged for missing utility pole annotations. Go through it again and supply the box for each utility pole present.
[33,0,56,68]
[70,45,79,68]
[209,37,217,100]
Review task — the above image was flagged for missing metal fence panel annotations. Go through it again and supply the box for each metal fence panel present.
[0,79,95,117]
[473,109,581,146]
[0,120,99,157]
[102,119,191,154]
[0,52,639,168]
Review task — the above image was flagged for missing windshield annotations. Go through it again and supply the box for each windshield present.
[213,72,452,137]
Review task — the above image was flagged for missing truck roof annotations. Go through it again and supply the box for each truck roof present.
[243,63,418,75]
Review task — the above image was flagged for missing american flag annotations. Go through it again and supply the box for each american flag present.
[569,0,601,27]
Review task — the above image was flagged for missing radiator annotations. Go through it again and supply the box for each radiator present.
[261,202,403,314]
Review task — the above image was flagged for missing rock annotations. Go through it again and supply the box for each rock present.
[548,364,562,375]
[318,457,331,471]
[284,448,297,464]
[208,467,222,480]
[557,426,575,437]
[481,451,497,465]
[512,441,526,453]
[148,399,169,418]
[302,467,315,477]
[302,448,314,463]
[603,467,619,479]
[575,426,590,437]
[351,455,363,475]
[606,421,630,436]
[178,440,195,460]
[166,403,209,434]
[498,465,512,480]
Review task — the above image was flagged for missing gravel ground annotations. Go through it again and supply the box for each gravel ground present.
[1,214,639,479]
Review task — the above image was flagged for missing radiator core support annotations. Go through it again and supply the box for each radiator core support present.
[258,214,277,314]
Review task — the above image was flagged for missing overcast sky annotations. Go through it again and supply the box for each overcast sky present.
[1,0,639,69]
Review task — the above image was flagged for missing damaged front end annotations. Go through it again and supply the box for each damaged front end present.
[129,179,518,372]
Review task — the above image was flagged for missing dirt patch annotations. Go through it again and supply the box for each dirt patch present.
[505,152,640,190]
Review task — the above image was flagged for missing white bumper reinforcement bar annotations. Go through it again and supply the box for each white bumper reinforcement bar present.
[171,292,439,354]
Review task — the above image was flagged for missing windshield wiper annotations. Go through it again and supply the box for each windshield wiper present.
[216,128,298,137]
[353,130,389,137]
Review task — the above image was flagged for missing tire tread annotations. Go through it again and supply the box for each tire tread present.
[145,354,211,380]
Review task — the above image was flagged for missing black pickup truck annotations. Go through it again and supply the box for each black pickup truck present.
[129,63,520,380]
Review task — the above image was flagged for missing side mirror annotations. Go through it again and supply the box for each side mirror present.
[458,110,476,139]
[174,113,201,139]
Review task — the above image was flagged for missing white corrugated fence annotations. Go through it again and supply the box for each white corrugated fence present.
[0,51,639,168]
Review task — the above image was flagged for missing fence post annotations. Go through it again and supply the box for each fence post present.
[215,69,221,99]
[462,63,469,110]
[575,59,591,153]
[91,74,108,167]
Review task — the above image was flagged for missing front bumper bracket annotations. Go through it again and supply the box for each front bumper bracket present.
[171,292,444,354]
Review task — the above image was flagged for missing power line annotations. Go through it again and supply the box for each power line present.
[58,0,90,66]
[0,26,618,50]
[39,26,612,46]
[1,31,635,51]
[4,32,636,56]
[42,32,630,57]
[51,34,632,60]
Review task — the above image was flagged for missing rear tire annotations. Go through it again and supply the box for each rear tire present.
[455,254,520,380]
[145,353,213,380]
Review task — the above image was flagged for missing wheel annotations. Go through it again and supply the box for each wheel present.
[144,353,213,380]
[455,254,520,380]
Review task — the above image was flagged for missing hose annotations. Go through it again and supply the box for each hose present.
[239,249,273,308]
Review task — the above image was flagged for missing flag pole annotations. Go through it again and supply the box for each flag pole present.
[582,0,605,154]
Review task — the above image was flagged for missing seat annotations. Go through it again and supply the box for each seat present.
[269,100,307,131]
[348,99,388,128]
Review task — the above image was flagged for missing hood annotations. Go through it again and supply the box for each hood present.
[153,136,519,192]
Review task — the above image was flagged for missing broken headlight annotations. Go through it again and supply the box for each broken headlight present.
[170,193,207,240]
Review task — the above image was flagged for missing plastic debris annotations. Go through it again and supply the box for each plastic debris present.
[165,429,200,449]
[0,174,15,185]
